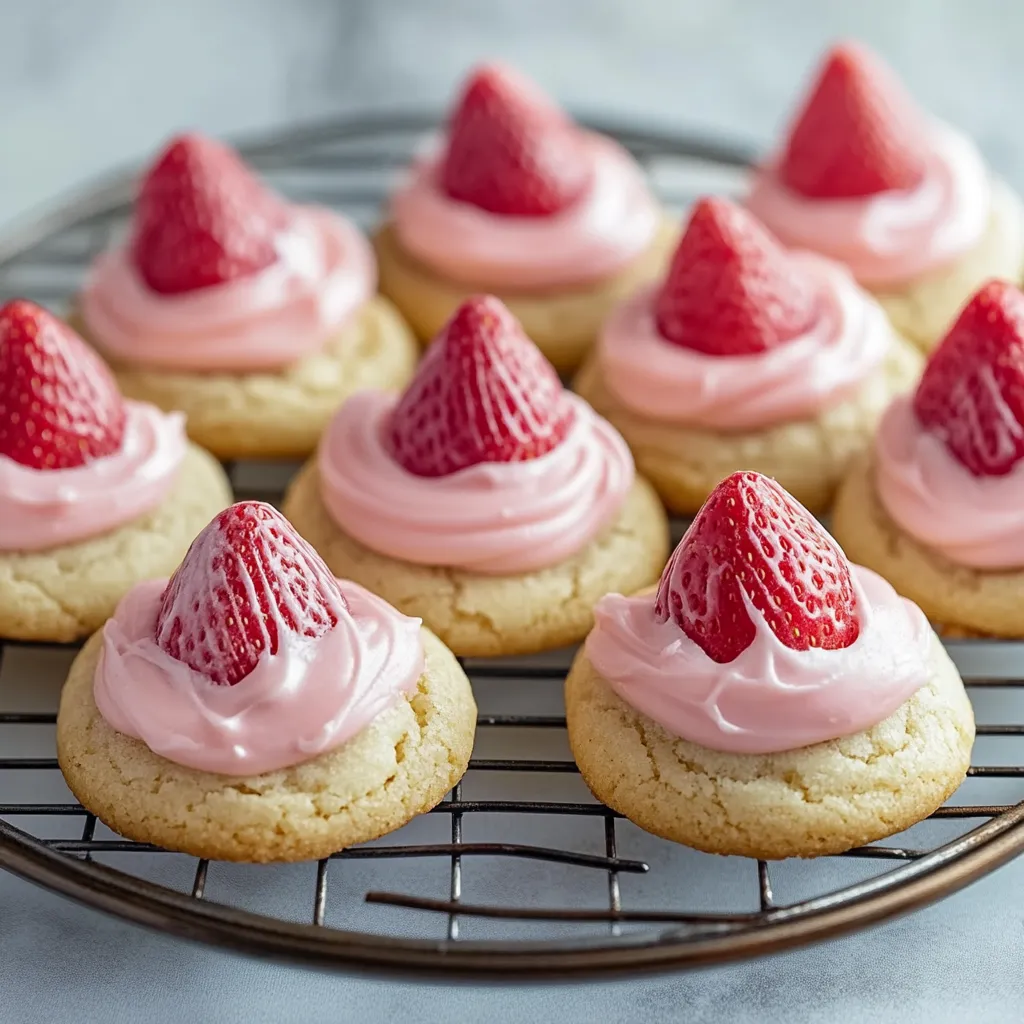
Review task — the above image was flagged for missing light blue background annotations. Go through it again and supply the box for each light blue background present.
[2,0,1022,229]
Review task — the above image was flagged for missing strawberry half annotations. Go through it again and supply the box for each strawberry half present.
[0,299,126,469]
[654,197,821,355]
[386,295,574,477]
[440,64,592,217]
[655,471,860,664]
[131,133,290,295]
[156,502,347,686]
[913,279,1024,477]
[778,42,928,199]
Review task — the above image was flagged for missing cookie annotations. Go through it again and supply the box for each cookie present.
[565,634,974,859]
[0,443,231,643]
[573,333,923,515]
[70,296,419,460]
[875,182,1024,352]
[373,219,678,375]
[282,459,670,658]
[57,626,476,862]
[833,455,1024,637]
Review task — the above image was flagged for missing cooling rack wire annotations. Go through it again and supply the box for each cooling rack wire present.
[2,114,1024,976]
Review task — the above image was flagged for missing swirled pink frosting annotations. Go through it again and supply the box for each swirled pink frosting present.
[0,401,186,552]
[94,577,424,776]
[318,391,634,574]
[586,566,931,754]
[80,207,375,372]
[390,134,659,290]
[746,122,990,289]
[875,396,1024,568]
[598,254,893,429]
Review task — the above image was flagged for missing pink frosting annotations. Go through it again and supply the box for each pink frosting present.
[0,401,186,552]
[79,207,375,372]
[586,566,931,755]
[390,134,660,290]
[93,578,424,776]
[875,396,1024,569]
[598,255,893,429]
[318,391,634,574]
[746,122,991,289]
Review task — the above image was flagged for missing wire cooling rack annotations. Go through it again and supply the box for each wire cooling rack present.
[2,113,1024,978]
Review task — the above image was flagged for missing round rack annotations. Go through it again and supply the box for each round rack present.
[1,113,1024,979]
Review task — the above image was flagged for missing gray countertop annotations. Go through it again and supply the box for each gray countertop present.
[2,1,1024,1020]
[3,862,1024,1023]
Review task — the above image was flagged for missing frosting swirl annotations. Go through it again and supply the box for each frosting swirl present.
[0,401,186,552]
[318,391,634,574]
[80,208,375,372]
[875,396,1024,569]
[94,578,424,776]
[586,566,931,754]
[746,122,991,289]
[598,254,893,429]
[390,134,659,290]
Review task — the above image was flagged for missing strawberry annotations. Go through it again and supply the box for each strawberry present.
[654,197,820,355]
[440,64,592,217]
[155,502,347,686]
[655,471,860,664]
[0,299,126,470]
[131,133,290,295]
[913,279,1024,477]
[778,42,928,199]
[386,295,574,477]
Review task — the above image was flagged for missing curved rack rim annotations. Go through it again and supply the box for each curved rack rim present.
[3,805,1024,978]
[0,111,1017,978]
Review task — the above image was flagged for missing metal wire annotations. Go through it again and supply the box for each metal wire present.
[1,115,1023,978]
[3,618,1023,931]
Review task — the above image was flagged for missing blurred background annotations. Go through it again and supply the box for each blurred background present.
[0,0,1017,230]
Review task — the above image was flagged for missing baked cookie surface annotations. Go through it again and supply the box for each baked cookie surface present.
[0,443,231,643]
[833,455,1024,637]
[373,219,679,375]
[71,296,418,460]
[282,460,670,657]
[565,636,974,859]
[573,333,923,515]
[875,182,1024,353]
[57,626,476,862]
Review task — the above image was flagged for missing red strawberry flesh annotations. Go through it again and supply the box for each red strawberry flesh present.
[0,299,126,469]
[913,279,1024,477]
[655,471,860,663]
[440,64,592,217]
[131,133,290,295]
[156,502,348,686]
[779,42,928,199]
[386,294,575,477]
[654,197,821,355]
